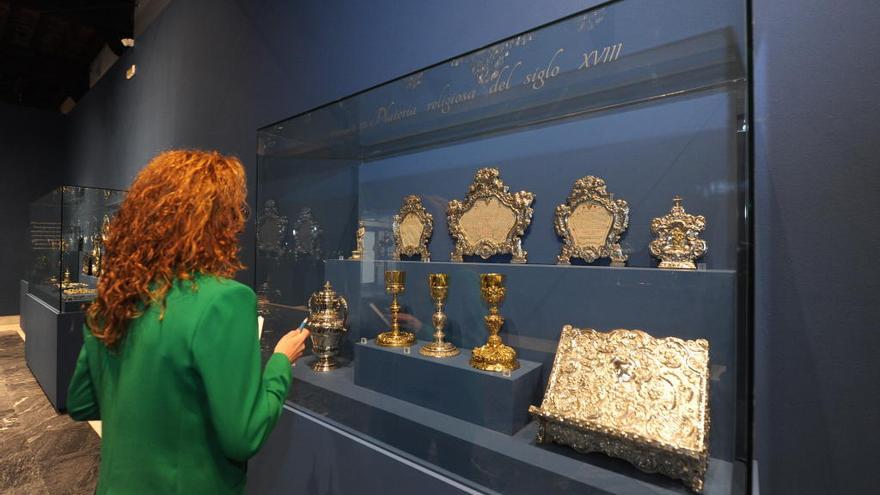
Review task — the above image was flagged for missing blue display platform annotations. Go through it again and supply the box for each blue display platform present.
[283,364,737,495]
[354,339,542,434]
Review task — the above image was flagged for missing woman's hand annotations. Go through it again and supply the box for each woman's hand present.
[274,328,311,364]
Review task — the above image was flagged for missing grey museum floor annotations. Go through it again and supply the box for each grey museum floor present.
[0,316,100,494]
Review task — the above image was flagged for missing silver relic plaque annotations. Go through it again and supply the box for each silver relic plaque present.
[291,207,322,260]
[555,176,629,266]
[447,168,535,263]
[256,200,288,258]
[392,195,433,261]
[650,196,707,270]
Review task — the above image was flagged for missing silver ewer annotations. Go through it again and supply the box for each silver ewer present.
[306,281,349,372]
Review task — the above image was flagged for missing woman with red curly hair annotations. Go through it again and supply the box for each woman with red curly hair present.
[66,150,309,494]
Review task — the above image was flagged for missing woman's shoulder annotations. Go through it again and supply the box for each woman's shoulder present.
[190,274,255,300]
[166,274,256,311]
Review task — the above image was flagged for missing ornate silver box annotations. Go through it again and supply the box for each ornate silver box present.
[529,325,711,492]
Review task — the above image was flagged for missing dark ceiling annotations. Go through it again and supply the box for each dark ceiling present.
[0,0,134,111]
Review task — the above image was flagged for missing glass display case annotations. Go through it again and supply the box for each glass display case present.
[27,186,125,312]
[256,0,750,493]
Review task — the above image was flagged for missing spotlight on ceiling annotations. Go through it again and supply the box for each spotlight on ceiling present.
[121,38,135,47]
[126,64,137,80]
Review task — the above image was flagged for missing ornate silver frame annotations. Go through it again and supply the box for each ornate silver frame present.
[447,167,535,263]
[649,196,707,270]
[392,195,433,261]
[256,200,288,258]
[291,207,322,260]
[554,176,629,266]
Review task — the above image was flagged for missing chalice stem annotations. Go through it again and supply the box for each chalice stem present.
[433,301,445,343]
[486,306,503,343]
[390,293,400,336]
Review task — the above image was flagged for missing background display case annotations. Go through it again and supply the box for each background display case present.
[254,0,750,493]
[22,185,124,410]
[26,186,124,312]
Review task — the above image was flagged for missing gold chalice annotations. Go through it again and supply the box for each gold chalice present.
[470,273,519,372]
[419,273,459,358]
[376,270,416,347]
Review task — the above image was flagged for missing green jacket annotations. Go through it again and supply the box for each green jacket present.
[67,275,292,494]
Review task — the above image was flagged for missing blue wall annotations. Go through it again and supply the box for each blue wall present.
[752,0,880,493]
[0,102,66,315]
[55,0,880,493]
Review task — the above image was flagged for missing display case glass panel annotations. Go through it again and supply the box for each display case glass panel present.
[257,0,749,493]
[27,186,125,312]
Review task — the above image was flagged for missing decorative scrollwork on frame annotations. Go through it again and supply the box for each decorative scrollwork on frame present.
[447,168,535,263]
[649,196,707,270]
[256,200,289,258]
[529,325,711,493]
[554,176,629,266]
[392,195,433,261]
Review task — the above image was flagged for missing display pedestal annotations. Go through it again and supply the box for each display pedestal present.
[21,290,85,411]
[285,364,735,495]
[19,280,28,334]
[354,339,542,435]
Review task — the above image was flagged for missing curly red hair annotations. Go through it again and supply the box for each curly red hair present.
[87,150,247,348]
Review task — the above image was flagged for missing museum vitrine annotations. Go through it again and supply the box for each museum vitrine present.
[26,186,124,312]
[22,185,124,410]
[256,0,750,493]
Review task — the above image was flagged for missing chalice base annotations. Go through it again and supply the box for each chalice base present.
[419,340,460,358]
[310,356,338,372]
[470,343,520,372]
[376,330,416,347]
[658,260,696,270]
